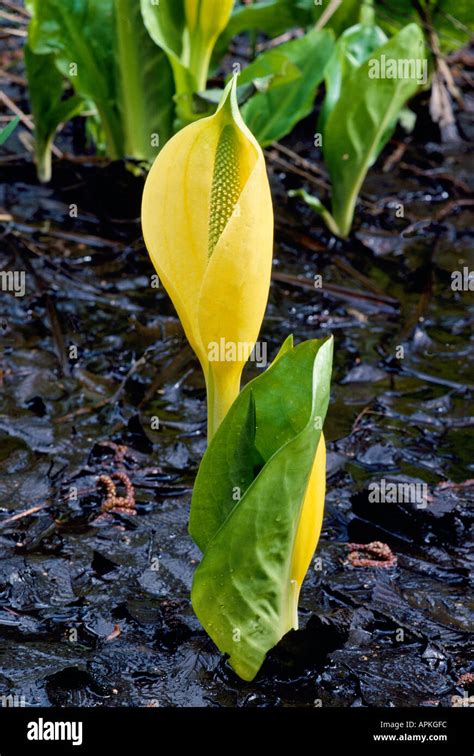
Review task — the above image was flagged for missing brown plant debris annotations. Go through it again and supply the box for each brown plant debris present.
[97,472,136,515]
[457,672,474,687]
[346,541,397,568]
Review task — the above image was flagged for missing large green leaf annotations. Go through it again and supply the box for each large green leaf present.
[140,0,186,58]
[26,0,174,167]
[115,0,174,160]
[190,336,333,681]
[318,20,387,134]
[240,29,335,147]
[140,0,192,105]
[27,0,123,158]
[324,22,424,237]
[218,0,315,47]
[25,45,83,182]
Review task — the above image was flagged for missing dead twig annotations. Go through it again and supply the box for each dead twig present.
[0,0,30,17]
[399,161,470,194]
[383,141,408,173]
[0,504,47,526]
[266,149,330,192]
[436,479,474,491]
[0,28,27,38]
[334,256,399,304]
[272,270,399,309]
[351,407,384,433]
[272,142,328,179]
[0,9,27,24]
[314,0,342,31]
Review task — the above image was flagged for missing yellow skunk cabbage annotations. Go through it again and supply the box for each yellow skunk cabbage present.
[141,0,235,124]
[142,77,273,439]
[184,0,234,90]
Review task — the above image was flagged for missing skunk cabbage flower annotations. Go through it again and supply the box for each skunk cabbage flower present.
[184,0,234,90]
[142,77,273,438]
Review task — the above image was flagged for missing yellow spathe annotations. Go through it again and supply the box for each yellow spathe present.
[184,0,234,40]
[289,433,326,628]
[184,0,235,90]
[142,77,274,438]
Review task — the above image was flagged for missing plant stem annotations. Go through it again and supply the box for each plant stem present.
[359,0,374,26]
[188,30,212,92]
[115,0,150,159]
[36,140,52,184]
[206,368,241,441]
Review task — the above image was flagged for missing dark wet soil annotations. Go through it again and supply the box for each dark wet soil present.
[0,23,473,707]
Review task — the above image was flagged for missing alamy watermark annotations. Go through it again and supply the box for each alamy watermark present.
[369,479,428,509]
[0,270,26,297]
[1,694,26,707]
[368,54,428,85]
[451,267,473,291]
[207,338,267,368]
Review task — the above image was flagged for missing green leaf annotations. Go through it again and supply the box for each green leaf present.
[140,0,186,59]
[318,20,387,134]
[27,0,123,158]
[190,336,333,681]
[115,0,174,160]
[0,115,20,147]
[218,0,314,46]
[237,50,303,91]
[214,0,360,62]
[24,45,83,183]
[324,22,424,237]
[240,29,335,147]
[140,0,192,105]
[27,0,174,164]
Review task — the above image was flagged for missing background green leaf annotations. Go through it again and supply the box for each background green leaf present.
[140,0,201,123]
[318,19,387,134]
[190,337,333,681]
[27,0,174,166]
[324,22,424,237]
[115,0,175,160]
[240,29,335,147]
[140,0,186,58]
[27,0,123,158]
[24,45,84,183]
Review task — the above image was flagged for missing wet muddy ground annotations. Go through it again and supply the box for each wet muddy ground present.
[0,29,473,707]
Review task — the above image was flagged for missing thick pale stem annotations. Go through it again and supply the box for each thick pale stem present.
[115,0,149,159]
[360,0,375,26]
[206,367,242,441]
[36,140,52,184]
[188,29,213,92]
